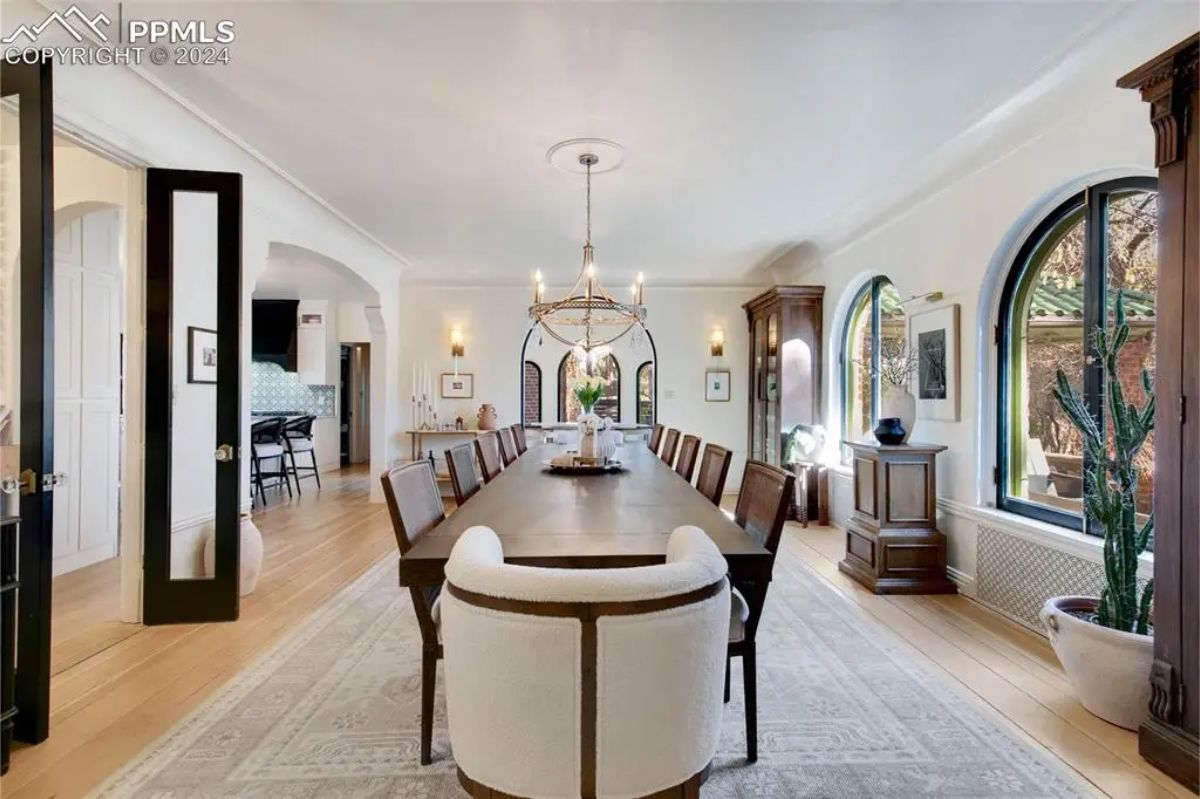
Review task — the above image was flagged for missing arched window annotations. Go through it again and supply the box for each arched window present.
[522,361,542,425]
[558,352,620,422]
[636,361,654,425]
[841,276,904,458]
[997,177,1157,533]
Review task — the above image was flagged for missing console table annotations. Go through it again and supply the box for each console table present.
[838,441,956,595]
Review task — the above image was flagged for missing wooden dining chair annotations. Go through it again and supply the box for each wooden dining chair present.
[497,427,518,466]
[659,428,681,467]
[675,434,701,482]
[726,460,795,763]
[695,444,733,506]
[475,432,504,483]
[510,423,528,455]
[380,460,447,766]
[647,423,664,454]
[445,442,481,507]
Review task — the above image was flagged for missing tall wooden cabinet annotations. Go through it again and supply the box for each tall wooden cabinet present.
[743,287,824,467]
[1119,34,1199,791]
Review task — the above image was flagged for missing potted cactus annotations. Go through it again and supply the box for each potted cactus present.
[1039,292,1154,730]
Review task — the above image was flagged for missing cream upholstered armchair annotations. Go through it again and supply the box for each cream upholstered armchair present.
[441,525,730,799]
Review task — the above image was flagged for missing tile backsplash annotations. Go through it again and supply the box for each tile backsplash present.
[251,360,336,417]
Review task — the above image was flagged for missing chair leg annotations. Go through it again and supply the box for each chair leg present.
[253,454,267,507]
[280,455,293,498]
[743,642,757,763]
[310,449,321,489]
[420,648,436,765]
[288,450,302,496]
[724,652,731,703]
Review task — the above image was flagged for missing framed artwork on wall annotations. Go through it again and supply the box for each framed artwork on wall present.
[187,326,218,384]
[705,368,731,402]
[908,304,959,420]
[441,372,474,398]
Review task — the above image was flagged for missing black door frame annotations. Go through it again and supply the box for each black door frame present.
[2,58,55,745]
[143,168,243,624]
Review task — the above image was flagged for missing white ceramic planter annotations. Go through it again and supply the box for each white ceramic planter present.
[880,385,916,443]
[1040,596,1153,730]
[203,512,265,596]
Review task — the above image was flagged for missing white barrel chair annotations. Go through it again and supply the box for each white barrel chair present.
[441,525,730,799]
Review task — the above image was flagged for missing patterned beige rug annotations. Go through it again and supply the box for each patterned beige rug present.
[93,534,1096,798]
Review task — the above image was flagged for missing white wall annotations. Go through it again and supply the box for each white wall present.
[773,31,1173,607]
[338,301,372,343]
[398,285,759,487]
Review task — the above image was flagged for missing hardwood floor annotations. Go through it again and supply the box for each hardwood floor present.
[786,524,1194,799]
[50,557,132,678]
[3,466,395,799]
[3,477,1191,797]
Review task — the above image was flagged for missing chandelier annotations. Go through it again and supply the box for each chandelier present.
[529,152,647,355]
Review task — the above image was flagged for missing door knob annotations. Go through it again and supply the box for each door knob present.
[215,444,234,462]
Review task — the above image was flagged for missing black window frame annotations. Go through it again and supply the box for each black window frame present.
[522,361,542,426]
[635,361,654,426]
[996,176,1158,533]
[840,276,890,455]
[557,352,621,422]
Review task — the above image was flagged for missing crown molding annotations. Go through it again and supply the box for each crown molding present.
[32,0,409,272]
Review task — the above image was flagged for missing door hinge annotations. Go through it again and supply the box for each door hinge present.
[1180,395,1187,425]
[992,466,999,485]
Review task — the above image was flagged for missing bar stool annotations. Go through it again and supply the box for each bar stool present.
[283,415,321,494]
[251,417,291,507]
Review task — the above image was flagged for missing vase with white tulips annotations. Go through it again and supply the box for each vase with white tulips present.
[572,376,616,461]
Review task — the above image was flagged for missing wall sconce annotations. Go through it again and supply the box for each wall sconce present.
[710,327,725,358]
[450,328,465,358]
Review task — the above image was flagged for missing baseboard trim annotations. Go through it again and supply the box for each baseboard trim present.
[52,541,118,576]
[946,565,976,597]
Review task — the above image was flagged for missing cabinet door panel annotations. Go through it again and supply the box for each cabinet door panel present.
[80,272,119,399]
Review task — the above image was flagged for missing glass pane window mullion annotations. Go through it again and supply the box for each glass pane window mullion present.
[869,278,882,428]
[1081,187,1107,538]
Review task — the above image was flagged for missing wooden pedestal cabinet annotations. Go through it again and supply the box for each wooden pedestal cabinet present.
[1119,34,1200,791]
[838,442,956,595]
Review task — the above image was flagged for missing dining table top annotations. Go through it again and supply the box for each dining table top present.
[397,442,772,588]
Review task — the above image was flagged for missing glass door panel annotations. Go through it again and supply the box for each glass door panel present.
[143,169,242,625]
[766,313,779,465]
[751,317,764,461]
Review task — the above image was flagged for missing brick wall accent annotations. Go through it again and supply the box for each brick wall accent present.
[523,361,541,424]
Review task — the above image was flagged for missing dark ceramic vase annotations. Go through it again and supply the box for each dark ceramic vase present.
[873,417,907,446]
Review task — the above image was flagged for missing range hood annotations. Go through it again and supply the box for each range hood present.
[251,299,298,371]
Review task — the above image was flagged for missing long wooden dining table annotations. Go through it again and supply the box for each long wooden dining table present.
[397,441,773,591]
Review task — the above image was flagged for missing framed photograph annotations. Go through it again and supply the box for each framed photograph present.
[441,372,474,399]
[705,368,731,402]
[187,326,218,384]
[909,304,959,421]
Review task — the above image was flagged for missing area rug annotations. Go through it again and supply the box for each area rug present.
[93,533,1097,798]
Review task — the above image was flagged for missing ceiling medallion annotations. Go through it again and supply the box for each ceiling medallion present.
[530,150,647,358]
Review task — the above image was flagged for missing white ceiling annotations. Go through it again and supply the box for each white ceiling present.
[86,2,1156,285]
